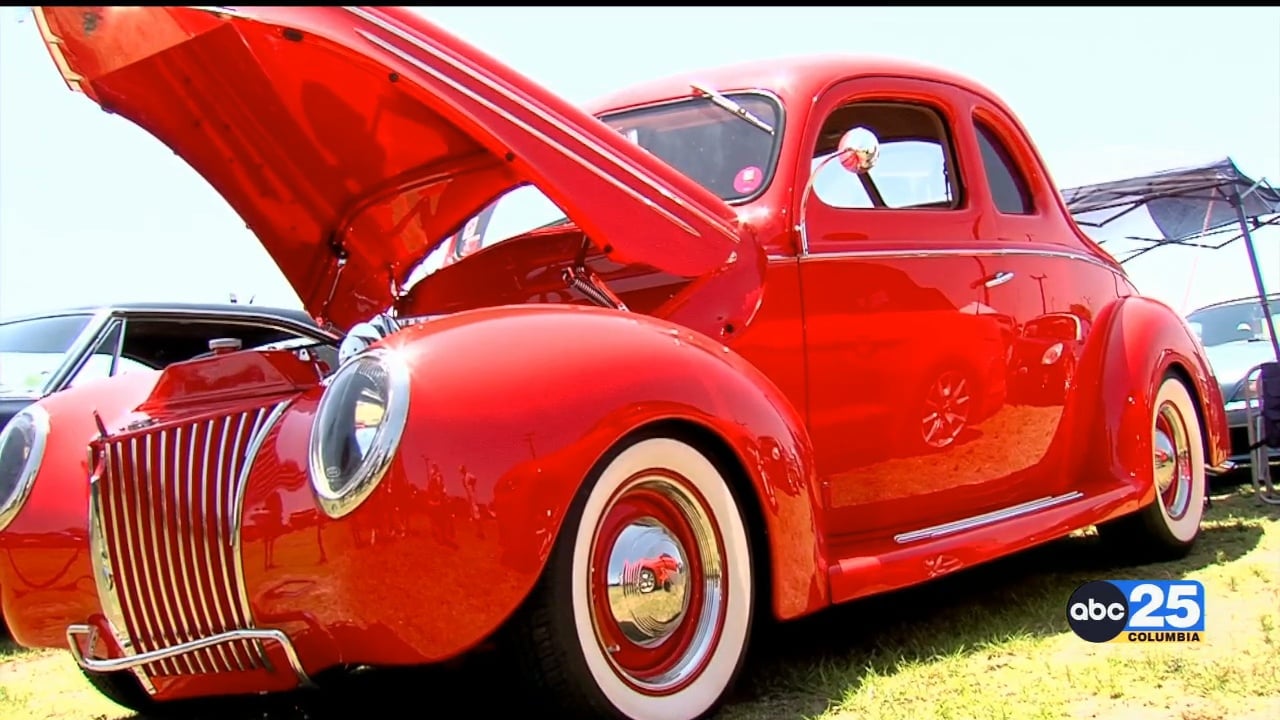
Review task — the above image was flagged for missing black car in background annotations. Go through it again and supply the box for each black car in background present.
[0,302,340,430]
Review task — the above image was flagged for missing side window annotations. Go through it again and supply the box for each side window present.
[974,119,1033,215]
[812,101,961,211]
[68,320,149,389]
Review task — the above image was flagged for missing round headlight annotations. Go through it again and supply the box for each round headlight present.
[0,406,50,532]
[308,348,410,518]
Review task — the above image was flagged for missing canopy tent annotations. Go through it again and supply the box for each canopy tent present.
[1062,157,1280,360]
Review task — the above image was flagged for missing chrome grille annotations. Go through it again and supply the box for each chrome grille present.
[92,402,285,677]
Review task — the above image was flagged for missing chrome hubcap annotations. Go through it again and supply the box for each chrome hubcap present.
[590,474,725,694]
[607,522,688,644]
[1154,401,1192,519]
[922,371,971,448]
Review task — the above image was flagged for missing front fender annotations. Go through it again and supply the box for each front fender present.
[1072,295,1230,509]
[389,304,826,619]
[0,370,161,648]
[245,304,826,667]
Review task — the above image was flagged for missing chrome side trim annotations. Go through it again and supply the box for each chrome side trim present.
[346,6,748,242]
[66,624,312,688]
[798,246,1123,277]
[894,491,1084,544]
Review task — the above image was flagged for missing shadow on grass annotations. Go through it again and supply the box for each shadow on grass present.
[722,487,1278,718]
[33,488,1280,720]
[0,636,22,660]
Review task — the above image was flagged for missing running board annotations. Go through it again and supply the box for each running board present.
[826,486,1131,606]
[893,492,1084,544]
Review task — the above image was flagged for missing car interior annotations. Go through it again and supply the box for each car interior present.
[69,316,339,388]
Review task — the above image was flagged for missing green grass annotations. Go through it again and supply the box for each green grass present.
[1,483,1277,720]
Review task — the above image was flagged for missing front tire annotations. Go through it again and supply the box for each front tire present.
[80,668,159,714]
[509,436,754,720]
[1099,374,1206,561]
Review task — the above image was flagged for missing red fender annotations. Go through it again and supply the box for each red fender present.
[239,304,825,676]
[1066,295,1229,513]
[0,370,162,648]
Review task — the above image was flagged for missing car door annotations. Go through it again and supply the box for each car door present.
[795,77,1051,540]
[964,104,1122,497]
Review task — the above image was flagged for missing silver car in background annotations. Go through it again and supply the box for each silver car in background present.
[1187,293,1280,465]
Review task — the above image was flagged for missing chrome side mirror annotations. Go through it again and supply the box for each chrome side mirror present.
[797,126,881,255]
[834,127,880,175]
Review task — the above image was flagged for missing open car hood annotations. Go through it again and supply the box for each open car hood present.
[34,6,748,332]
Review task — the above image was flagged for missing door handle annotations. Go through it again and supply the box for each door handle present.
[982,271,1015,289]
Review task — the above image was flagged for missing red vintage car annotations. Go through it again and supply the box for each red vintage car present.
[628,553,684,594]
[0,6,1232,720]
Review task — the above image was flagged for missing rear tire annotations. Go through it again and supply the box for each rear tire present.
[1099,374,1206,561]
[507,436,754,720]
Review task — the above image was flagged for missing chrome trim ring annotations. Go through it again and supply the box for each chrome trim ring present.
[589,472,725,695]
[1154,400,1193,521]
[307,348,411,519]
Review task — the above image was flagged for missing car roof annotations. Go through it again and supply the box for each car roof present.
[1187,292,1280,315]
[0,302,321,329]
[584,54,1009,116]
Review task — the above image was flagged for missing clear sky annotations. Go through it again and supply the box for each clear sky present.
[1,7,1277,319]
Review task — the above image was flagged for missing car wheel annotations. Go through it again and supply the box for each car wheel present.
[637,568,657,594]
[510,436,754,720]
[1099,373,1206,560]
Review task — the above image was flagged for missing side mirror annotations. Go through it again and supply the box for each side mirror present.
[797,126,881,255]
[835,126,880,174]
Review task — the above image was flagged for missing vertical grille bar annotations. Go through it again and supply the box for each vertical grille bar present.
[193,418,238,672]
[91,402,285,678]
[140,433,192,675]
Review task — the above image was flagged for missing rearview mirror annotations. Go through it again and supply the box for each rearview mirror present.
[835,126,880,174]
[796,126,881,255]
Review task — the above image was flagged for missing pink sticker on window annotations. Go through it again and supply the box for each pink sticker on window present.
[733,165,764,194]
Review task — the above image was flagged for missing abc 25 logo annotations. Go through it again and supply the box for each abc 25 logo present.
[1066,580,1205,643]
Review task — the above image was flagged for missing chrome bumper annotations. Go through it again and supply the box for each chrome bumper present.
[66,624,313,687]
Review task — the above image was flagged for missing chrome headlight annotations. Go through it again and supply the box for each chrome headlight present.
[307,349,410,519]
[0,406,50,532]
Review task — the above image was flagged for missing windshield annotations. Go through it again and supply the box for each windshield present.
[1187,298,1280,347]
[0,314,94,397]
[406,92,782,283]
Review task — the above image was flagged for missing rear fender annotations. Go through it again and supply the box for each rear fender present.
[1071,295,1229,509]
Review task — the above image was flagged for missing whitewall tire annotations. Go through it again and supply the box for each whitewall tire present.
[1100,373,1206,560]
[511,435,754,720]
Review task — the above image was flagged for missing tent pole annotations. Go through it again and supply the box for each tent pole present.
[1231,192,1280,360]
